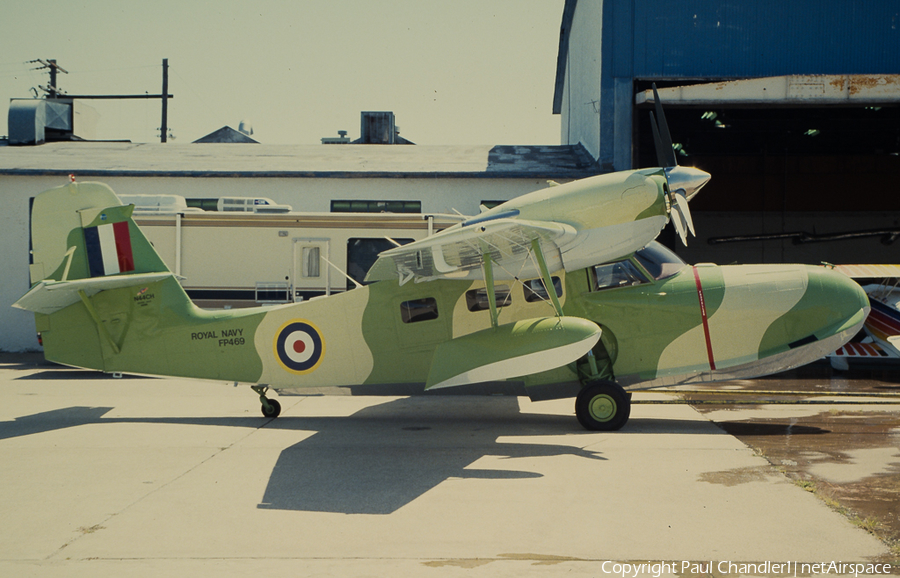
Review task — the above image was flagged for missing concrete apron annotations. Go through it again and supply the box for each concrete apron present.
[0,363,890,577]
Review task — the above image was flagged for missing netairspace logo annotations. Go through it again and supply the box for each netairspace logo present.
[598,560,893,577]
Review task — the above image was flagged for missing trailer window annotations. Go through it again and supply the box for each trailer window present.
[401,297,438,323]
[466,285,511,312]
[332,200,422,213]
[302,247,321,278]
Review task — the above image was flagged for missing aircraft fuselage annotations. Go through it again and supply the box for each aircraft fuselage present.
[38,249,868,399]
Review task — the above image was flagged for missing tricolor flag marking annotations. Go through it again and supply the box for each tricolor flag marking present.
[84,221,135,277]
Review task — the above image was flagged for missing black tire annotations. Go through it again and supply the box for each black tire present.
[261,398,282,418]
[575,380,630,431]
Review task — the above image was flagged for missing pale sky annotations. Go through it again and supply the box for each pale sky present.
[0,0,564,146]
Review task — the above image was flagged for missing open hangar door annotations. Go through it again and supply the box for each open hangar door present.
[634,78,900,266]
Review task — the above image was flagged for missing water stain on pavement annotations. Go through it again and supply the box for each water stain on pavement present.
[685,366,900,561]
[698,465,781,487]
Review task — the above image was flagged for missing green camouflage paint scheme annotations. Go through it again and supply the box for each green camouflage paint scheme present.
[19,180,869,408]
[41,277,265,382]
[360,279,467,386]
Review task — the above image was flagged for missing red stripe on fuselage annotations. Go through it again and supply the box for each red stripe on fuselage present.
[692,266,716,371]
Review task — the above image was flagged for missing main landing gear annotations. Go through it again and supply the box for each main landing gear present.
[251,385,281,418]
[575,379,631,431]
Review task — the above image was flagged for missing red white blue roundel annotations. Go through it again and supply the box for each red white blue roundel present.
[274,320,325,374]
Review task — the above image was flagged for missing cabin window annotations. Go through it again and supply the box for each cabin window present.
[347,237,414,288]
[331,200,422,213]
[523,277,562,302]
[401,297,439,323]
[593,260,649,291]
[465,285,511,312]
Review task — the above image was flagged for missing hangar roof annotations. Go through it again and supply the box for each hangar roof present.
[0,142,598,179]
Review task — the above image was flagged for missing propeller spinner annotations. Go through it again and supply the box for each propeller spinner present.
[649,84,710,245]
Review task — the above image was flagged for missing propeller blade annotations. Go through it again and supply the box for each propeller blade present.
[651,83,677,167]
[649,112,669,168]
[649,85,707,245]
[671,203,688,246]
[673,190,695,237]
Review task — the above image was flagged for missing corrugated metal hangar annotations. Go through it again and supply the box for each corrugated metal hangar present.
[555,0,900,265]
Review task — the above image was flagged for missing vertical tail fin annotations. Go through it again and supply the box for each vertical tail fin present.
[16,181,182,372]
[16,180,264,382]
[30,180,170,284]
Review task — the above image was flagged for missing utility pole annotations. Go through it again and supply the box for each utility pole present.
[161,58,169,143]
[28,59,68,97]
[26,58,173,142]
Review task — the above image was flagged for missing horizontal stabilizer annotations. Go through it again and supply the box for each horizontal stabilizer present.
[365,217,576,283]
[425,316,601,390]
[13,273,176,314]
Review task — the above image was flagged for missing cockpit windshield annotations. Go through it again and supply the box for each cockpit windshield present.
[634,241,687,281]
[591,241,686,292]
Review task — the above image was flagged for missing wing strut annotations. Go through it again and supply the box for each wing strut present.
[531,239,564,317]
[481,250,500,329]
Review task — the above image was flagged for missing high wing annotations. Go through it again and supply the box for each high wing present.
[365,105,710,286]
[365,211,577,283]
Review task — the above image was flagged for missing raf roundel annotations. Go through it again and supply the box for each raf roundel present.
[274,320,325,374]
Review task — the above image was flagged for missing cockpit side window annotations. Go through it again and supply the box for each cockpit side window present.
[523,277,562,302]
[633,241,687,281]
[593,259,649,291]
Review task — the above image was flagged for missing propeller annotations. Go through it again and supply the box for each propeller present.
[648,83,710,246]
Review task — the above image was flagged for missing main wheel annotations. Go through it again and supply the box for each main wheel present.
[261,398,282,418]
[575,380,630,431]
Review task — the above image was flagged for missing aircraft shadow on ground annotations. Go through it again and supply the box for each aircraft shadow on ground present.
[257,396,607,514]
[15,370,152,381]
[0,397,726,515]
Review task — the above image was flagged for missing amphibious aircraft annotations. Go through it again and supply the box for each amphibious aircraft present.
[13,89,869,430]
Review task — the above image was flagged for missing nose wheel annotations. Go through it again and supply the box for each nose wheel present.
[575,379,630,431]
[251,385,282,418]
